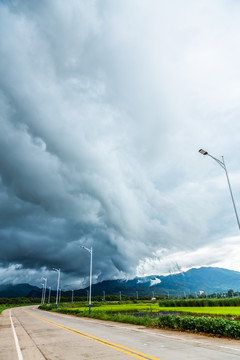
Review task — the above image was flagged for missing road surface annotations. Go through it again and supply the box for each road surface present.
[0,306,240,359]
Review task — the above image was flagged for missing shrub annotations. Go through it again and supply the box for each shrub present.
[156,315,240,339]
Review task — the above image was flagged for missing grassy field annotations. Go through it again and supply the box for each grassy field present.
[67,302,160,313]
[52,302,240,317]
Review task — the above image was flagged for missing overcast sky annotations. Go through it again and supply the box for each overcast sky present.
[1,0,240,290]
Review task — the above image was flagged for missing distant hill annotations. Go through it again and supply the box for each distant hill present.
[1,267,240,298]
[77,267,240,297]
[0,283,40,298]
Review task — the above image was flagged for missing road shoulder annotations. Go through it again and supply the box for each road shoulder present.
[0,307,45,360]
[0,309,18,360]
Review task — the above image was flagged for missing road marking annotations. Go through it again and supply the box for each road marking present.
[23,309,161,360]
[10,310,23,360]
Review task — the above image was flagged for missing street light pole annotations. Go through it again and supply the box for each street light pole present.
[199,149,240,230]
[48,286,51,305]
[53,268,60,309]
[72,289,74,303]
[44,278,47,305]
[40,283,44,306]
[41,277,47,306]
[81,246,93,314]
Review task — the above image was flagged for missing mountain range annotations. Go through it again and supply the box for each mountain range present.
[1,267,240,298]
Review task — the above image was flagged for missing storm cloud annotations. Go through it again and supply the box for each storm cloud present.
[1,0,240,288]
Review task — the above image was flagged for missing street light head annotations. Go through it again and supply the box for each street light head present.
[199,149,208,155]
[81,245,92,253]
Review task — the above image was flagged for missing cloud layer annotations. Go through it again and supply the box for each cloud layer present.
[0,0,240,288]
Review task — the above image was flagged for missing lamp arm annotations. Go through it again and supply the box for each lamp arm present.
[207,154,225,170]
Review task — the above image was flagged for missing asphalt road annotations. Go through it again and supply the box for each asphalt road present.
[1,306,240,360]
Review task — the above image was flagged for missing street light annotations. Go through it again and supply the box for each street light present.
[48,286,51,305]
[40,283,44,306]
[199,149,240,230]
[81,246,93,314]
[53,268,60,309]
[41,277,47,306]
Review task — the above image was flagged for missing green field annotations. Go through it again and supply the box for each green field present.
[67,302,160,313]
[52,302,240,317]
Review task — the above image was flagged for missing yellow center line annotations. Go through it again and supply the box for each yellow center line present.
[22,308,161,360]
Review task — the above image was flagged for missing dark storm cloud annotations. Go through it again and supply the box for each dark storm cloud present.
[1,0,240,287]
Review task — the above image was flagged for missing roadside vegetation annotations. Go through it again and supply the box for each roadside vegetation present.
[39,298,240,340]
[0,305,9,314]
[158,297,240,307]
[0,297,40,314]
[0,304,28,314]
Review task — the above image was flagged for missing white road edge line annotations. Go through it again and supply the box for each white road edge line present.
[10,309,23,360]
